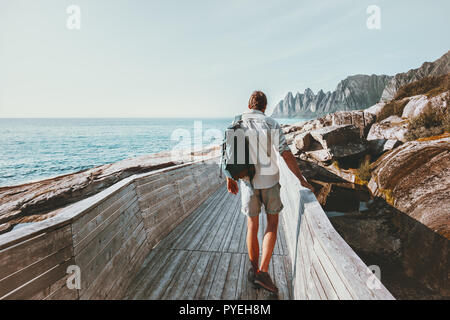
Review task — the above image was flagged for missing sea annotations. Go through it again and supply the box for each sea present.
[0,117,309,187]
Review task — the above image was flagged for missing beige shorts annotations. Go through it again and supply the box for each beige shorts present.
[240,181,283,217]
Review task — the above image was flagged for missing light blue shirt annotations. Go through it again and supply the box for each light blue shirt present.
[240,109,290,189]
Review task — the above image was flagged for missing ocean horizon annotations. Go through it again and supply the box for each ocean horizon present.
[0,117,311,187]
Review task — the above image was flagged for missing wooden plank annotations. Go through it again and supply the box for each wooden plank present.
[136,176,172,198]
[138,184,178,210]
[180,251,213,300]
[105,229,150,299]
[72,182,136,235]
[45,282,78,300]
[188,189,231,246]
[177,189,230,251]
[278,221,288,256]
[140,193,182,225]
[207,252,232,300]
[42,273,79,300]
[74,197,139,257]
[293,232,307,300]
[302,219,326,300]
[158,186,224,249]
[77,205,141,293]
[221,253,242,300]
[0,245,73,298]
[235,253,247,300]
[237,201,249,254]
[201,191,240,252]
[305,207,361,299]
[30,273,71,300]
[162,250,202,300]
[2,258,75,300]
[80,215,142,298]
[273,255,290,300]
[80,221,147,299]
[194,252,221,300]
[299,214,321,300]
[130,248,179,300]
[118,245,158,299]
[218,197,242,252]
[305,214,353,300]
[143,195,189,248]
[239,257,257,300]
[311,237,353,300]
[227,200,245,254]
[303,218,339,300]
[74,199,139,268]
[0,225,72,280]
[145,250,191,300]
[282,255,294,300]
[158,186,225,249]
[73,190,137,247]
[208,195,240,251]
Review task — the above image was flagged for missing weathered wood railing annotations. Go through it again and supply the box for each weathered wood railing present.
[277,155,395,300]
[0,158,222,300]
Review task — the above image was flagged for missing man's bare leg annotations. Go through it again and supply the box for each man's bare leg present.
[247,216,260,272]
[259,213,279,273]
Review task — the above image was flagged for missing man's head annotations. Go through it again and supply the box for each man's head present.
[248,91,267,113]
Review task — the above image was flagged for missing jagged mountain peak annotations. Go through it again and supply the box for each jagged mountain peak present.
[272,74,392,118]
[271,50,450,118]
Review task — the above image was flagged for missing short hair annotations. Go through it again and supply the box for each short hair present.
[248,91,267,111]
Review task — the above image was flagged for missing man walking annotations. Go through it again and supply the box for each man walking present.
[226,91,314,294]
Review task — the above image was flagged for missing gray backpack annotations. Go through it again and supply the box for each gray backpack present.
[220,115,255,181]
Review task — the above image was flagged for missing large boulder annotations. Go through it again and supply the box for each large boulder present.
[330,110,377,138]
[297,124,367,163]
[368,134,450,239]
[284,116,333,145]
[402,92,449,118]
[310,125,362,149]
[367,115,409,142]
[365,102,387,118]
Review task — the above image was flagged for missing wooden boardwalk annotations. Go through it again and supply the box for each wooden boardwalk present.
[125,185,293,300]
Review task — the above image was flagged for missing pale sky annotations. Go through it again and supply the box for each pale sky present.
[0,0,449,118]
